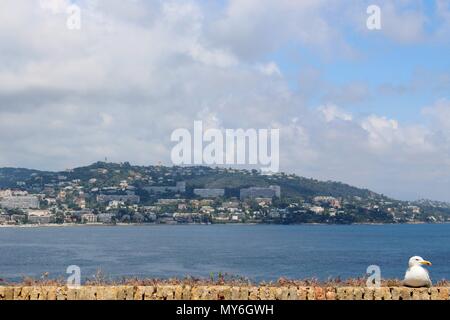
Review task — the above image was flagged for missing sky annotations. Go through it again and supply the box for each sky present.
[0,0,450,201]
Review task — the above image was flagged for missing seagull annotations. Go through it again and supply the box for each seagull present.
[403,256,432,288]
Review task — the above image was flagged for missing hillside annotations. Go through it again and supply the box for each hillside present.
[1,162,450,224]
[0,168,49,188]
[0,162,383,201]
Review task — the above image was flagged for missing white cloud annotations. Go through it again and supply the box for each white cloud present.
[319,104,353,122]
[257,62,282,77]
[423,98,450,134]
[362,115,400,150]
[39,0,71,14]
[380,1,427,43]
[0,0,450,201]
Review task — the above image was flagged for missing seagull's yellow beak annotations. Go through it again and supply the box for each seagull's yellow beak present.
[420,260,432,266]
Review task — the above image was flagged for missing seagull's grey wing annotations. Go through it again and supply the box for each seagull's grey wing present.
[424,268,432,287]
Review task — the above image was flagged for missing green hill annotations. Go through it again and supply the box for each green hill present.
[0,162,383,201]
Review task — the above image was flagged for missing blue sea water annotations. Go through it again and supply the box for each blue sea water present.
[0,224,449,283]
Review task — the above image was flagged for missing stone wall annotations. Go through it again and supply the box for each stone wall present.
[0,286,449,300]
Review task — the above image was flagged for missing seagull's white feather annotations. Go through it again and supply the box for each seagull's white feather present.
[403,256,432,288]
[404,266,431,288]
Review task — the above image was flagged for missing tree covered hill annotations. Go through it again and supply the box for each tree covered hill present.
[0,162,384,201]
[2,162,450,223]
[0,167,49,188]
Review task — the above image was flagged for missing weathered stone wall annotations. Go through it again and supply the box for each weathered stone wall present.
[0,286,449,300]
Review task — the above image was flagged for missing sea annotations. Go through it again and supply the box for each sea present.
[0,224,448,283]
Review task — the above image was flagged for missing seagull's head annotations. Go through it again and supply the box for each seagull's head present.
[409,256,432,268]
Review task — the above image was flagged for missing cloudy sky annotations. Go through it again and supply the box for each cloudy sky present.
[1,0,450,201]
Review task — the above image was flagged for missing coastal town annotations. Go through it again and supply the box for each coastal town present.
[1,162,449,226]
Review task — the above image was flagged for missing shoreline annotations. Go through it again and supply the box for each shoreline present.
[0,221,449,229]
